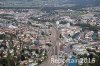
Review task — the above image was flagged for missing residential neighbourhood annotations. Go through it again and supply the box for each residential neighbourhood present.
[0,0,100,66]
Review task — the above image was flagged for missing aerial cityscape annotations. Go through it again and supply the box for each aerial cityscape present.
[0,0,100,66]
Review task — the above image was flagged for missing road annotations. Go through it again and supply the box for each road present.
[39,23,60,66]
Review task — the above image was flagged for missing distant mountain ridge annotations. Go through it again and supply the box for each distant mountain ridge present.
[0,0,100,7]
[67,0,100,6]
